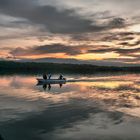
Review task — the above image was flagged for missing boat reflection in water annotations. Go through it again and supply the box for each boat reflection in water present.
[36,79,66,90]
[37,83,64,90]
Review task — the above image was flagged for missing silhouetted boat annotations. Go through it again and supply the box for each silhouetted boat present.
[37,78,66,84]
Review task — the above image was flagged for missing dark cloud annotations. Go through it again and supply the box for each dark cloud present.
[33,44,82,55]
[10,44,85,57]
[30,6,101,34]
[88,47,140,57]
[102,32,135,42]
[71,31,135,42]
[108,18,125,28]
[119,42,130,46]
[119,40,140,46]
[119,32,135,36]
[0,0,127,34]
[115,48,140,54]
[0,0,99,34]
[121,37,134,41]
[88,48,114,53]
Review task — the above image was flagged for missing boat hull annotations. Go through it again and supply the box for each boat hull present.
[37,78,66,84]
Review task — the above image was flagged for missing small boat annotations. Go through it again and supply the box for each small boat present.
[37,78,66,84]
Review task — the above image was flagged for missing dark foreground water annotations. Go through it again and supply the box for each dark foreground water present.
[0,73,140,140]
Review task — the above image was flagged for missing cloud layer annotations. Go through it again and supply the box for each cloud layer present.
[0,0,128,34]
[0,0,140,65]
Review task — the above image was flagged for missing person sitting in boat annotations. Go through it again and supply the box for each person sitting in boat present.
[48,74,52,79]
[43,73,47,80]
[59,74,63,79]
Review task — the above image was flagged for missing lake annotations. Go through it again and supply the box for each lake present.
[0,73,140,140]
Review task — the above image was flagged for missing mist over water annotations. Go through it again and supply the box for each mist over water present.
[0,73,140,140]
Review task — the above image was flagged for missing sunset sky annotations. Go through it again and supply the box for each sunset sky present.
[1,0,140,65]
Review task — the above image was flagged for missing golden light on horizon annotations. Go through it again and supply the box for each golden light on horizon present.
[16,53,68,59]
[13,52,120,61]
[9,49,136,62]
[76,52,120,60]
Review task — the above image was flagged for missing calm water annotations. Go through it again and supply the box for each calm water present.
[0,73,140,140]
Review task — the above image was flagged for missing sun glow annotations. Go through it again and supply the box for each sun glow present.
[76,52,119,60]
[16,53,68,59]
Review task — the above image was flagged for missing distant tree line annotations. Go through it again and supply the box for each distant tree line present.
[0,61,140,74]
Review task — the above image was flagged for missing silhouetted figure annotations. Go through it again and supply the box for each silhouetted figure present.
[59,84,62,88]
[48,74,52,79]
[48,84,51,90]
[59,74,63,79]
[43,84,47,90]
[43,74,47,80]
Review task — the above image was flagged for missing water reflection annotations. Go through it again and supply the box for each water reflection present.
[0,74,140,140]
[37,83,63,91]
